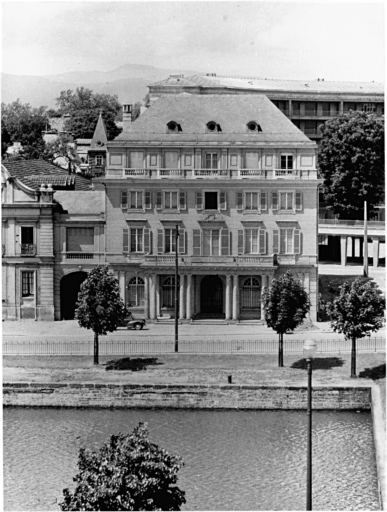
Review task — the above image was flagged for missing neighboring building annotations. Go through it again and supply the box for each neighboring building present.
[1,159,103,321]
[148,74,384,144]
[74,112,109,176]
[98,93,321,322]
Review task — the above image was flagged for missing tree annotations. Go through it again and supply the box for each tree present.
[1,99,47,159]
[325,277,385,378]
[318,111,384,220]
[75,265,127,364]
[262,270,310,367]
[41,133,80,172]
[59,422,186,511]
[56,87,122,140]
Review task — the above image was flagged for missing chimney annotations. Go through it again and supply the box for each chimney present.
[122,104,132,130]
[206,73,217,77]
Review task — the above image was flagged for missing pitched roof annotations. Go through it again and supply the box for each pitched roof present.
[2,159,92,191]
[115,94,312,144]
[151,74,385,95]
[90,113,108,150]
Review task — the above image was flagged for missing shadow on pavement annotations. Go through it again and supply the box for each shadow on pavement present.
[104,357,164,372]
[358,363,386,380]
[291,357,345,371]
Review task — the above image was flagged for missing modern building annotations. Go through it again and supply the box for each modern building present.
[148,74,384,144]
[97,93,321,322]
[1,159,103,321]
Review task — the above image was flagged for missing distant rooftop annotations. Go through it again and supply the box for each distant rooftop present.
[151,74,384,95]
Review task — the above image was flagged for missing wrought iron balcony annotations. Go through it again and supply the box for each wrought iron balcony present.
[21,244,36,257]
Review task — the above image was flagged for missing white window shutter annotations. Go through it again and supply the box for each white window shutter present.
[193,229,201,255]
[123,228,129,253]
[195,192,203,210]
[221,228,229,255]
[238,230,244,254]
[295,192,303,211]
[272,192,279,211]
[178,228,186,254]
[144,228,151,253]
[294,229,301,254]
[157,229,164,253]
[273,230,279,254]
[259,229,267,254]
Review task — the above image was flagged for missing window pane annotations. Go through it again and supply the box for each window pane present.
[21,227,34,245]
[22,271,34,297]
[165,193,171,209]
[203,229,211,256]
[212,230,220,255]
[172,192,178,209]
[204,192,218,209]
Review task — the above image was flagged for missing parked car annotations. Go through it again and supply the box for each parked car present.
[119,311,146,330]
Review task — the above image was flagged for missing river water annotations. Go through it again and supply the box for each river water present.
[4,407,379,511]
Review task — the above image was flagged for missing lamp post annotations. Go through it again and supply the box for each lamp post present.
[303,339,317,511]
[363,200,368,278]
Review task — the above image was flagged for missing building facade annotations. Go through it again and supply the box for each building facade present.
[98,94,321,321]
[148,74,384,144]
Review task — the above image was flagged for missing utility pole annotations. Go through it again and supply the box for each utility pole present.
[363,200,368,277]
[174,224,179,352]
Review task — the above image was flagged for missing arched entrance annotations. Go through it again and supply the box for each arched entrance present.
[60,271,88,320]
[200,275,223,316]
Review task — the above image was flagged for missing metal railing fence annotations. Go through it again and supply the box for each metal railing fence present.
[3,337,385,356]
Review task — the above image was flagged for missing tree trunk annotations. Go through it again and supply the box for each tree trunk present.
[350,336,356,378]
[94,331,99,365]
[278,332,284,367]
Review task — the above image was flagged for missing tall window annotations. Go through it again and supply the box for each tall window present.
[164,229,177,253]
[205,153,218,169]
[21,226,35,256]
[245,192,258,210]
[130,228,143,252]
[129,191,143,209]
[128,277,145,307]
[280,192,294,210]
[164,191,178,210]
[280,155,293,170]
[203,229,220,256]
[245,229,259,254]
[241,277,261,309]
[21,271,34,297]
[281,229,294,254]
[161,276,178,308]
[204,191,218,210]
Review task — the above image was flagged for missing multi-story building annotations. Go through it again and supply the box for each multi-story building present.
[98,93,321,321]
[148,74,384,144]
[1,159,103,321]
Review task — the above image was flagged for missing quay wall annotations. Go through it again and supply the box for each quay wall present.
[3,382,371,410]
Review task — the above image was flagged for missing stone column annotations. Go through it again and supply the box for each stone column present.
[225,274,232,320]
[179,274,186,320]
[156,275,161,318]
[143,275,149,319]
[149,274,156,320]
[260,274,266,320]
[340,236,348,266]
[232,274,239,320]
[372,238,380,268]
[186,274,192,320]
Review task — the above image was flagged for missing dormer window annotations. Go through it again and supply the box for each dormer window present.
[167,121,182,133]
[206,121,221,133]
[247,121,262,132]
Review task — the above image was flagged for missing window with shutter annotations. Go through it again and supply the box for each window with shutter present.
[219,191,227,211]
[294,229,301,254]
[193,229,201,255]
[123,228,129,253]
[157,229,164,253]
[144,228,151,253]
[130,228,143,252]
[195,192,203,210]
[273,230,279,254]
[272,192,279,211]
[121,190,128,209]
[164,228,176,253]
[259,229,267,254]
[245,192,258,211]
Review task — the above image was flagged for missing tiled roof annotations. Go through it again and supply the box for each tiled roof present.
[151,74,384,95]
[115,94,312,144]
[2,159,93,191]
[90,113,108,150]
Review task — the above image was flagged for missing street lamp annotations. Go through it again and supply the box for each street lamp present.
[303,339,317,511]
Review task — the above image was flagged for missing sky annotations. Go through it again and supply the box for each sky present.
[2,0,385,82]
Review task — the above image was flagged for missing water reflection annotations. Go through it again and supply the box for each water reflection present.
[3,408,379,511]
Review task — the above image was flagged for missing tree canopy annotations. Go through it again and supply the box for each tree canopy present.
[41,133,80,172]
[75,265,127,364]
[262,270,310,367]
[60,422,186,511]
[325,277,385,377]
[56,87,122,140]
[1,99,47,159]
[318,111,384,220]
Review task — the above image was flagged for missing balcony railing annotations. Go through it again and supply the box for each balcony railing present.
[66,252,95,260]
[158,169,186,178]
[239,169,265,178]
[319,219,385,228]
[21,244,36,256]
[193,169,230,178]
[124,168,150,177]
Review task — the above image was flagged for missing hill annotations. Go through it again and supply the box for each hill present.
[1,63,198,108]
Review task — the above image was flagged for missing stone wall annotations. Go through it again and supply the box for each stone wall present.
[3,383,371,410]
